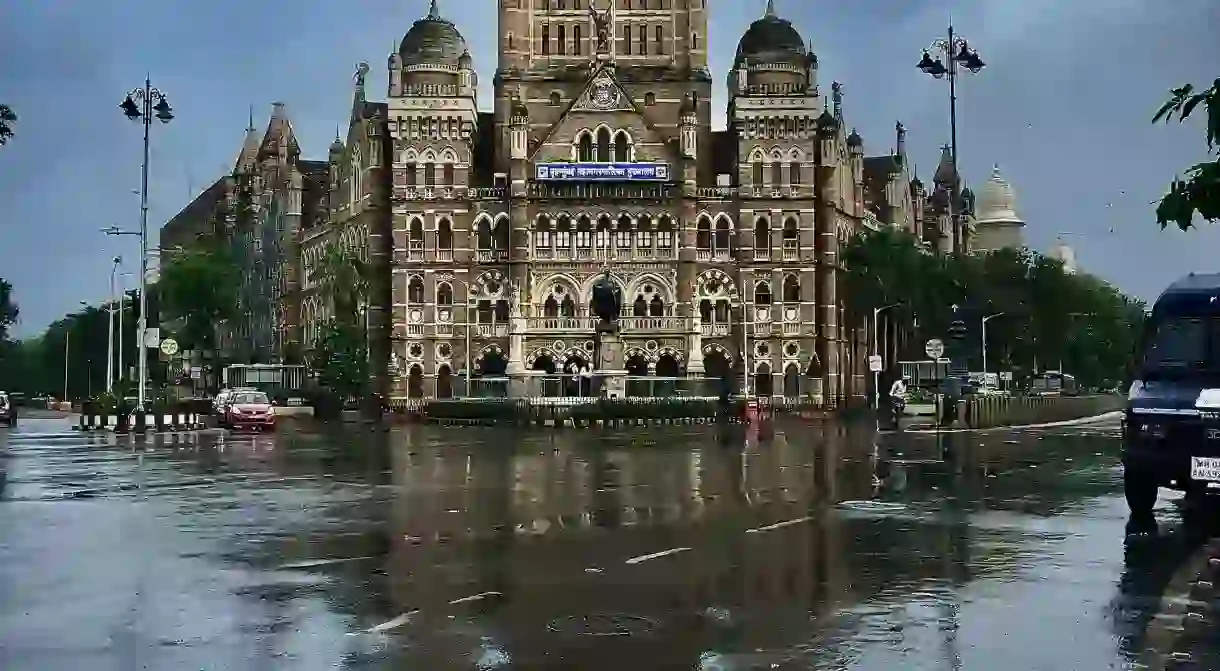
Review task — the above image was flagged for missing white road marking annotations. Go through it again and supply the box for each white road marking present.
[277,556,373,570]
[351,610,419,635]
[448,591,502,605]
[745,516,813,534]
[625,547,691,564]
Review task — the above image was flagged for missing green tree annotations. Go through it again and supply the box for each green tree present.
[0,278,18,341]
[158,244,239,391]
[308,245,371,400]
[0,104,15,146]
[1153,77,1220,230]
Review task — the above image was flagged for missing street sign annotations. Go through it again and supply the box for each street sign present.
[142,327,160,349]
[868,355,883,373]
[925,338,945,360]
[159,337,179,356]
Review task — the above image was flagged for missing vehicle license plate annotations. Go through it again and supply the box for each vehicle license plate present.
[1190,457,1220,482]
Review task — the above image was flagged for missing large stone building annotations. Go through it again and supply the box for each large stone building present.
[157,104,328,368]
[298,0,956,404]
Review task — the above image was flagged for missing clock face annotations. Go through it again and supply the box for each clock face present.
[590,81,618,110]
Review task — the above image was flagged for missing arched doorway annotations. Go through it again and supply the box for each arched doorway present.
[784,363,801,398]
[754,363,773,397]
[656,353,681,397]
[480,348,508,375]
[562,353,592,397]
[407,365,424,399]
[532,353,556,374]
[703,349,733,395]
[436,365,453,399]
[626,353,649,397]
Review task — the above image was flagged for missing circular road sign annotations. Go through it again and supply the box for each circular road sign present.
[159,337,180,357]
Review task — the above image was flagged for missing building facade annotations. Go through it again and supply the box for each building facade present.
[299,0,961,404]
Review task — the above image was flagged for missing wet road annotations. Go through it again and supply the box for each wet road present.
[0,414,1216,670]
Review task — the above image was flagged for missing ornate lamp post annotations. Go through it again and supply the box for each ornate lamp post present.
[917,27,986,255]
[116,79,174,413]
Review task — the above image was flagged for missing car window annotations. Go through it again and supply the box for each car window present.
[232,392,269,405]
[1143,316,1211,368]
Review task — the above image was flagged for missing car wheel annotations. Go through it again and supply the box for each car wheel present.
[1124,465,1158,519]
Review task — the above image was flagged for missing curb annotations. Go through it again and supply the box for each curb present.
[1140,538,1220,669]
[901,410,1122,435]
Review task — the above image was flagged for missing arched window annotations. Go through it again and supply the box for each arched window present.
[636,215,653,255]
[657,215,674,254]
[696,217,711,251]
[782,274,801,303]
[771,159,784,185]
[550,92,561,106]
[408,219,424,251]
[578,132,594,161]
[752,158,764,185]
[782,217,799,258]
[754,280,772,305]
[556,215,572,256]
[789,160,801,185]
[476,218,493,251]
[437,218,453,252]
[644,92,656,106]
[616,214,632,253]
[534,215,552,253]
[714,218,732,254]
[613,131,630,162]
[575,216,592,254]
[595,215,612,252]
[407,276,425,304]
[424,163,435,186]
[437,282,453,306]
[596,127,611,162]
[753,217,770,256]
[443,162,455,185]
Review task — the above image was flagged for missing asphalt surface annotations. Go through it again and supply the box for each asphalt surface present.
[1,413,1217,670]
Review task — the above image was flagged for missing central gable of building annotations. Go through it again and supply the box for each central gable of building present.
[530,66,674,165]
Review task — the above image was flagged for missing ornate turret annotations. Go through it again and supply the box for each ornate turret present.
[971,165,1026,252]
[731,0,810,93]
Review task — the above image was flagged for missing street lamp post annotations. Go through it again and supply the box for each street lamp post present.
[118,78,174,413]
[118,271,131,384]
[106,256,122,393]
[873,303,900,409]
[981,312,1005,382]
[917,27,986,255]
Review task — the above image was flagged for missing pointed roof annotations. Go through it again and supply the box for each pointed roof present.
[932,144,958,186]
[258,101,300,159]
[233,105,260,173]
[529,65,667,159]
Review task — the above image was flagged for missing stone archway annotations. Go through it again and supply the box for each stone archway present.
[407,365,424,399]
[626,350,650,397]
[784,362,801,398]
[703,347,733,395]
[754,362,774,397]
[436,364,454,399]
[562,350,592,397]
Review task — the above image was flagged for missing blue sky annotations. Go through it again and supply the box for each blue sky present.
[1,0,1217,336]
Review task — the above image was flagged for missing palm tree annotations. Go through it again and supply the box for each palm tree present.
[0,105,16,146]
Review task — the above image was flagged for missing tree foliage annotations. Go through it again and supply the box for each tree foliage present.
[0,104,15,146]
[842,229,1145,388]
[158,244,239,351]
[1153,77,1220,230]
[0,278,18,341]
[307,245,371,399]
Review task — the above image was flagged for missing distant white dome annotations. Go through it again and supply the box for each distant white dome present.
[975,164,1023,226]
[1050,238,1077,274]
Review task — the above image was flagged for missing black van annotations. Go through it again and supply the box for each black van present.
[1124,272,1220,522]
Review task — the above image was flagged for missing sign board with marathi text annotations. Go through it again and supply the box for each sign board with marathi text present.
[534,162,670,182]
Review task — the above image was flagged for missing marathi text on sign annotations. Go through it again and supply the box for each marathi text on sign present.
[534,162,670,182]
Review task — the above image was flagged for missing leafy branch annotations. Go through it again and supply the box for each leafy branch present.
[1153,78,1220,230]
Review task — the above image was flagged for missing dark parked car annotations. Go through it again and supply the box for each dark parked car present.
[0,392,16,426]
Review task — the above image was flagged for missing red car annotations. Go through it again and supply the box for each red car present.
[224,391,277,431]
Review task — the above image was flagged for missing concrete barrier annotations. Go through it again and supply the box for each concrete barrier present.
[963,394,1124,429]
[76,412,206,432]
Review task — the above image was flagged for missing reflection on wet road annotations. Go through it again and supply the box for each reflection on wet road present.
[0,415,1213,669]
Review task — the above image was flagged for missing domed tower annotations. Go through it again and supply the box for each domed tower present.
[385,0,481,398]
[726,0,846,403]
[972,165,1026,252]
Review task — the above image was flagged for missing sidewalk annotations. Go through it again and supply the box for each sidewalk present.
[1142,539,1220,669]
